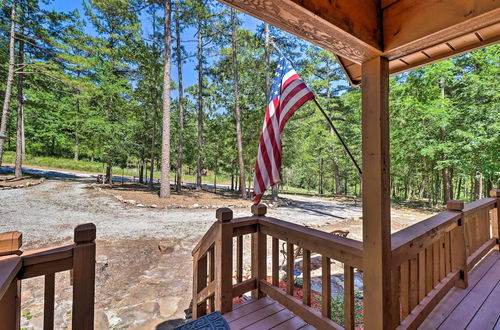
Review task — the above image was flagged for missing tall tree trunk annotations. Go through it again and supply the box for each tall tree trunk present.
[21,107,25,159]
[456,176,462,200]
[0,0,17,165]
[478,172,483,198]
[231,9,246,199]
[149,123,156,188]
[139,158,144,184]
[14,33,24,179]
[160,0,172,198]
[442,167,452,203]
[106,164,112,185]
[419,174,426,199]
[74,98,80,161]
[175,10,184,192]
[329,128,341,194]
[473,173,480,200]
[196,18,203,190]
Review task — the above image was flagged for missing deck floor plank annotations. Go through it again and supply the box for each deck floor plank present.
[224,297,275,323]
[438,254,500,329]
[224,296,314,330]
[466,281,500,330]
[243,308,296,329]
[271,316,308,330]
[228,302,284,329]
[420,250,500,329]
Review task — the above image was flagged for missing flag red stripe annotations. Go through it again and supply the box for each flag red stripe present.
[253,63,314,204]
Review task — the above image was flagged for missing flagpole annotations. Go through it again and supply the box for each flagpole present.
[268,39,362,176]
[312,98,362,176]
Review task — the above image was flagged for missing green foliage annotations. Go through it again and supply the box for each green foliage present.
[0,0,497,203]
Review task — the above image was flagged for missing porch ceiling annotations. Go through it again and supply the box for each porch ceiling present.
[219,0,500,86]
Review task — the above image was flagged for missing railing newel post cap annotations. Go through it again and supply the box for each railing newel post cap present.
[216,207,233,222]
[446,200,464,211]
[489,189,500,197]
[251,204,267,216]
[74,223,96,243]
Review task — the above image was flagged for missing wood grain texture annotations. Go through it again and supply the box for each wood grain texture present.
[383,0,500,58]
[259,281,343,330]
[272,237,279,287]
[219,0,381,63]
[361,56,392,329]
[302,249,311,307]
[0,256,21,303]
[322,256,331,319]
[259,217,363,268]
[72,242,96,330]
[251,231,267,299]
[344,265,355,330]
[286,242,294,296]
[44,273,55,330]
[215,221,233,313]
[0,277,20,330]
[0,232,22,256]
[421,250,499,328]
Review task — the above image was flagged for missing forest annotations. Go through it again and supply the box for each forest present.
[0,0,498,205]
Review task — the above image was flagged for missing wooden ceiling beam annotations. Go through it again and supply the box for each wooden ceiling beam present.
[219,0,382,63]
[383,0,500,59]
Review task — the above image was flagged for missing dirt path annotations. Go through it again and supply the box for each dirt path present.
[0,180,431,329]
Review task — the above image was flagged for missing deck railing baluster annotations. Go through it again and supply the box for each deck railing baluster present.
[286,242,294,296]
[302,249,311,307]
[215,208,233,314]
[321,256,331,319]
[44,273,55,330]
[236,235,243,283]
[272,238,279,287]
[344,264,354,330]
[72,223,96,330]
[448,201,468,289]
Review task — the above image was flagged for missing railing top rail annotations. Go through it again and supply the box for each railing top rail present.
[0,255,21,301]
[192,216,259,257]
[21,244,74,266]
[259,216,363,267]
[391,211,459,252]
[261,216,363,252]
[463,197,496,215]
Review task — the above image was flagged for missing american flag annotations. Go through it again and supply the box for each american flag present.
[253,55,315,204]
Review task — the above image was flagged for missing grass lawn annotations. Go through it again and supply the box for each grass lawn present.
[1,152,327,195]
[1,151,233,185]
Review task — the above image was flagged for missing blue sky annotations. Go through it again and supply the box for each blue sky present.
[41,0,265,94]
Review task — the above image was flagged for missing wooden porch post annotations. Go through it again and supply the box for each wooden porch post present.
[215,208,233,313]
[72,223,96,330]
[490,189,500,245]
[361,56,392,329]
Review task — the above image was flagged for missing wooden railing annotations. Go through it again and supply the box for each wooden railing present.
[0,223,96,330]
[391,189,499,329]
[192,204,363,330]
[192,190,499,329]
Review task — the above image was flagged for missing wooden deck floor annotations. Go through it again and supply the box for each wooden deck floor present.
[223,297,315,330]
[420,249,500,330]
